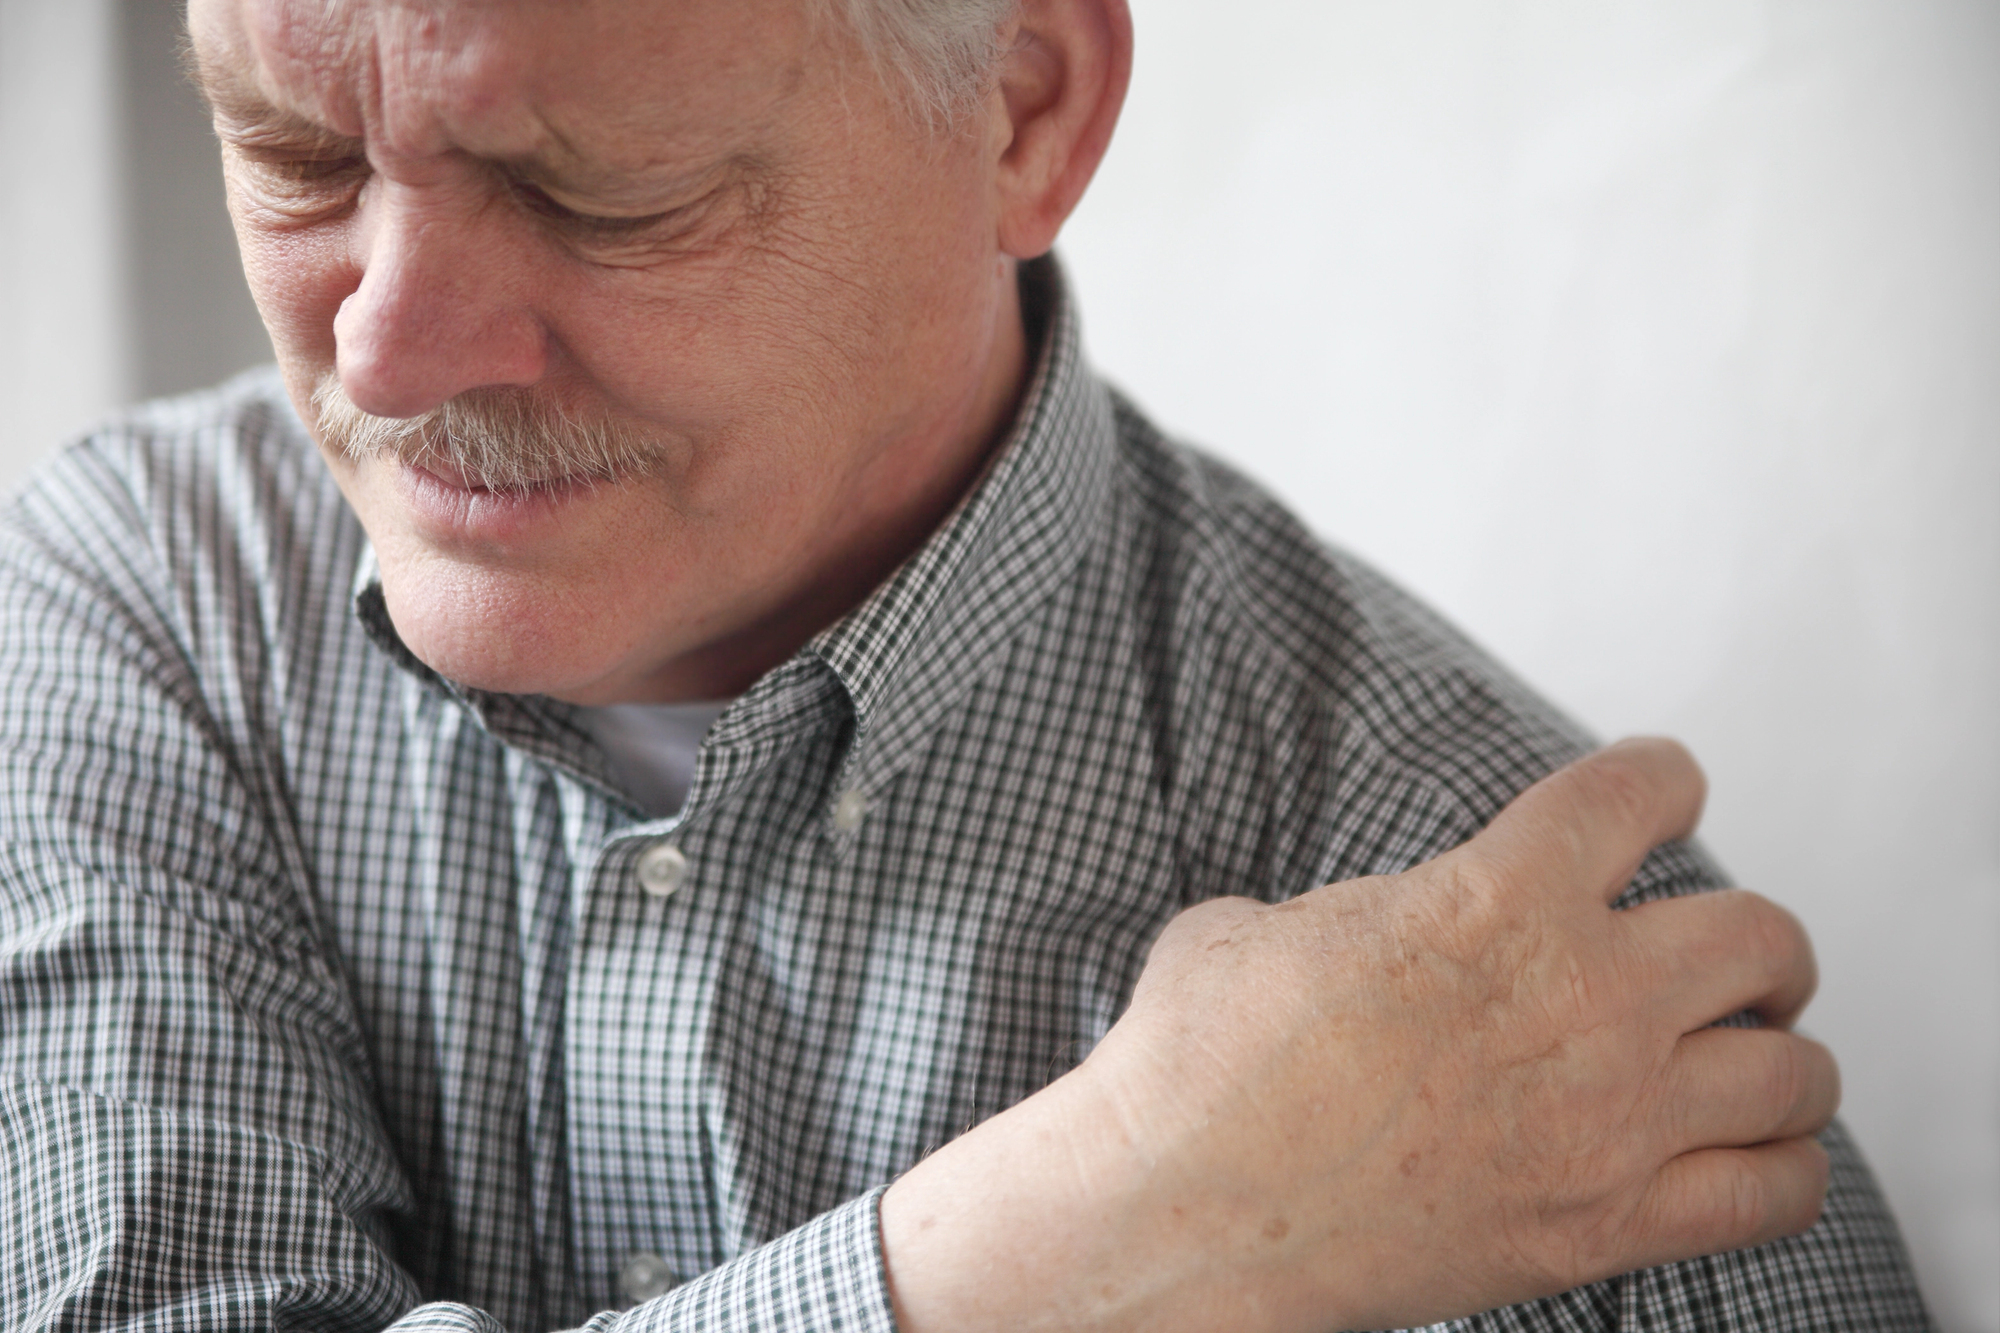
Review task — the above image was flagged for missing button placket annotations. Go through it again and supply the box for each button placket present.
[831,787,870,833]
[618,1251,678,1303]
[635,840,688,897]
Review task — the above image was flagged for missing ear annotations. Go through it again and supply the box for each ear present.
[990,0,1133,259]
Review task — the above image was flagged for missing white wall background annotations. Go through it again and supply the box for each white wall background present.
[0,0,1993,1328]
[0,0,130,462]
[1065,3,1999,1328]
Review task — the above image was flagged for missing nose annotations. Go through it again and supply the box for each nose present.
[333,179,549,419]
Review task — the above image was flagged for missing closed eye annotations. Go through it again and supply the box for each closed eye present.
[223,141,371,220]
[508,179,685,239]
[504,174,747,262]
[257,153,370,184]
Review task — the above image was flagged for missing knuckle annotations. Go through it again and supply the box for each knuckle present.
[1613,735,1705,798]
[1793,1036,1841,1123]
[1744,894,1791,957]
[1761,1037,1810,1125]
[1768,1140,1831,1239]
[1585,737,1707,837]
[1581,749,1661,830]
[1723,1162,1774,1239]
[1749,896,1814,986]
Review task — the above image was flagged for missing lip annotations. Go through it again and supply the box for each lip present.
[393,460,598,546]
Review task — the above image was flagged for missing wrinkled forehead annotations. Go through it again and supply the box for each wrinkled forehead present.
[189,0,818,169]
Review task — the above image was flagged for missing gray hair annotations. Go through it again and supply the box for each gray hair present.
[821,0,1022,124]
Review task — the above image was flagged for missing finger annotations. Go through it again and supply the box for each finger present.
[1459,738,1709,908]
[1622,1137,1830,1272]
[1657,1027,1840,1156]
[1622,889,1819,1030]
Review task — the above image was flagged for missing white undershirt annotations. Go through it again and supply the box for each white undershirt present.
[574,699,731,819]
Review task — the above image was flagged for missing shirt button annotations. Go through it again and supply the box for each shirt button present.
[832,788,869,832]
[635,841,688,897]
[619,1251,677,1303]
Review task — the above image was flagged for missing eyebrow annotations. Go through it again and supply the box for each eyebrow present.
[189,49,364,154]
[218,107,365,155]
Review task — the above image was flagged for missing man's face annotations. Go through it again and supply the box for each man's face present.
[190,0,1026,703]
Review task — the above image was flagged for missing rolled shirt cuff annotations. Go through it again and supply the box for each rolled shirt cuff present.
[575,1185,896,1333]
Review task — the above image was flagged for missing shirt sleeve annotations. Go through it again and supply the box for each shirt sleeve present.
[0,441,901,1333]
[0,440,424,1328]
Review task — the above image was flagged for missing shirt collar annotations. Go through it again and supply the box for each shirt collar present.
[799,255,1115,801]
[354,255,1116,815]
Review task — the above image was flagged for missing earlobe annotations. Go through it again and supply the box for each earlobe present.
[992,0,1132,260]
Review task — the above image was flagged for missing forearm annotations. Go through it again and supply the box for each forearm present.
[879,1101,1927,1333]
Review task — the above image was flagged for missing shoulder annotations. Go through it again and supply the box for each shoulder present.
[1096,385,1709,897]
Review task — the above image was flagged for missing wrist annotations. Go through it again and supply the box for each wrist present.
[876,1046,1368,1333]
[879,1063,1162,1332]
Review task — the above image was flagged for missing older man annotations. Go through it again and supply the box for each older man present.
[0,0,1927,1330]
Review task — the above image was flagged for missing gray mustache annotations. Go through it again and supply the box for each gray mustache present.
[310,375,659,492]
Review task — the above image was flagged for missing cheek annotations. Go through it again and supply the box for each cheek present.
[226,195,358,363]
[546,239,868,469]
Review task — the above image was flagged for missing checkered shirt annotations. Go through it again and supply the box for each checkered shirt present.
[0,261,1929,1330]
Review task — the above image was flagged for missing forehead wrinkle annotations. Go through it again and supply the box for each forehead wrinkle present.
[211,0,829,203]
[356,9,512,161]
[230,0,379,138]
[195,55,351,148]
[227,0,522,163]
[189,9,359,164]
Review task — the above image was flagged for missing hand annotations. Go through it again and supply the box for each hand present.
[880,738,1837,1332]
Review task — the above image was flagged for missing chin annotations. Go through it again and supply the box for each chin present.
[378,565,638,701]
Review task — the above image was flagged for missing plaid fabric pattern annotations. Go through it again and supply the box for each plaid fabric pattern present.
[0,260,1928,1331]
